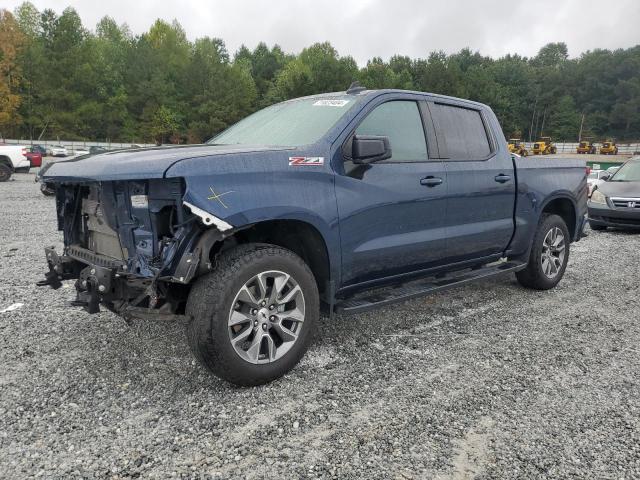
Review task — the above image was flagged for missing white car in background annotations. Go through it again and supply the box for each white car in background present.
[48,145,68,157]
[587,169,610,197]
[0,144,30,181]
[73,147,91,156]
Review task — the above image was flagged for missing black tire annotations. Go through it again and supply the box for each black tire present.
[589,222,607,231]
[516,214,570,290]
[0,163,12,182]
[186,243,319,386]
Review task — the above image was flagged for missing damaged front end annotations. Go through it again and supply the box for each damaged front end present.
[38,178,230,317]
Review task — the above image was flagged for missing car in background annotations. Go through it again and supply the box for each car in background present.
[89,146,108,154]
[588,157,640,230]
[48,145,68,157]
[587,169,609,197]
[26,148,43,168]
[30,144,48,156]
[0,145,30,181]
[73,147,91,156]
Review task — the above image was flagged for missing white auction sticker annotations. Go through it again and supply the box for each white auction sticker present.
[313,99,350,107]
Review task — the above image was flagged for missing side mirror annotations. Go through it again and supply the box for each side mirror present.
[601,173,610,181]
[352,135,392,164]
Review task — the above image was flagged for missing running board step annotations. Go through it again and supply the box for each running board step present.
[335,261,527,314]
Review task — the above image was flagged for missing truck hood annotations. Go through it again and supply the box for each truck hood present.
[41,144,291,182]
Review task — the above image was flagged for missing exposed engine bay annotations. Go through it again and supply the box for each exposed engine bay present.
[39,179,228,316]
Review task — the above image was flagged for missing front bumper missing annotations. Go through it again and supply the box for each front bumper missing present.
[37,246,142,314]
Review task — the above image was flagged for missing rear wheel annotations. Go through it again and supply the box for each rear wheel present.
[186,244,319,386]
[516,214,570,290]
[0,163,12,182]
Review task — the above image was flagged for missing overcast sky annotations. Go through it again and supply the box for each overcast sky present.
[6,0,640,64]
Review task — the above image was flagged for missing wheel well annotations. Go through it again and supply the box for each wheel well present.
[542,198,576,239]
[0,156,13,169]
[216,220,331,298]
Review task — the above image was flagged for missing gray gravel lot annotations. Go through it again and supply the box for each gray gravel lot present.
[1,173,639,479]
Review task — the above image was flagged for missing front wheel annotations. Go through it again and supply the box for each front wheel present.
[516,214,570,290]
[186,244,319,386]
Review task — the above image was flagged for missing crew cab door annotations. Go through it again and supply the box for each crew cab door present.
[334,96,448,287]
[428,101,516,262]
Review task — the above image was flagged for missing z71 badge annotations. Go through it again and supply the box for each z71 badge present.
[289,157,325,166]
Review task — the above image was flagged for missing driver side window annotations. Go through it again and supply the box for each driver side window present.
[356,101,428,162]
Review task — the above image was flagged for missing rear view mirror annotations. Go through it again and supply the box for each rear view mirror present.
[352,135,392,164]
[601,173,610,181]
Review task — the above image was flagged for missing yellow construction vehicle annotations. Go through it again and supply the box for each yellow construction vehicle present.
[507,138,529,156]
[577,140,596,154]
[599,140,618,155]
[532,137,557,155]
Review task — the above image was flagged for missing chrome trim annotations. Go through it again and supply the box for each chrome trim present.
[610,197,640,202]
[610,197,640,209]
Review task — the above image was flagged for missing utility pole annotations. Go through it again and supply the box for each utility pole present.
[529,95,538,143]
[539,107,547,137]
[578,113,585,142]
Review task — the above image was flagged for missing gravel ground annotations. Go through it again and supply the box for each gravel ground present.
[1,173,639,479]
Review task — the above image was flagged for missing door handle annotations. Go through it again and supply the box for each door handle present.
[420,176,443,187]
[494,174,511,183]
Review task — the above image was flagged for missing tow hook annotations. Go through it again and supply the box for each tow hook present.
[72,265,115,314]
[36,246,77,289]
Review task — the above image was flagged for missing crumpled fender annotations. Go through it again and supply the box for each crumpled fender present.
[169,149,342,281]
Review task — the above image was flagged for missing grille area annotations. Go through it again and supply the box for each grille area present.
[611,197,640,209]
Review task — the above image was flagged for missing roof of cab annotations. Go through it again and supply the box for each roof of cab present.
[287,88,489,110]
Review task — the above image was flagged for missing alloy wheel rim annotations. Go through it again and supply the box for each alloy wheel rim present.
[541,227,566,279]
[228,270,305,364]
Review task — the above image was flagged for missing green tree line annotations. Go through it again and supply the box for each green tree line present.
[1,3,639,143]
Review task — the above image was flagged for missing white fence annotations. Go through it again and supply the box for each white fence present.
[2,138,155,153]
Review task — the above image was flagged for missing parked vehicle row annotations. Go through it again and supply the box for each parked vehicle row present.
[577,139,618,155]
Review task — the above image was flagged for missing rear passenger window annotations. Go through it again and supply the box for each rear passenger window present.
[356,101,427,162]
[431,104,492,160]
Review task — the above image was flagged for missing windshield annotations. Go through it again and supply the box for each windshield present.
[209,96,358,147]
[610,161,640,182]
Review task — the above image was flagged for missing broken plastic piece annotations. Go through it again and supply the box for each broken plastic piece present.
[183,201,233,231]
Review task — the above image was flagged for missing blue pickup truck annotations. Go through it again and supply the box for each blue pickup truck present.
[40,86,587,385]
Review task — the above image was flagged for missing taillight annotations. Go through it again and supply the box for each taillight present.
[586,166,591,175]
[22,148,27,157]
